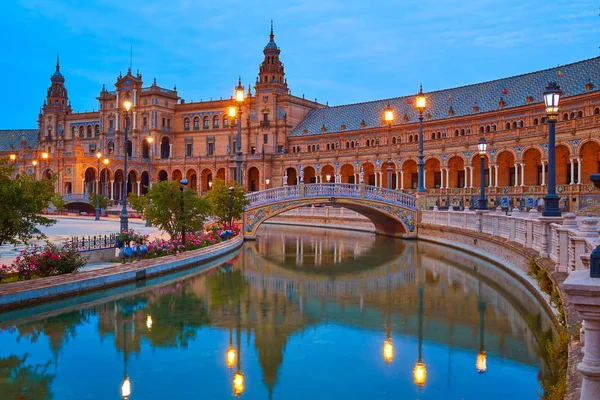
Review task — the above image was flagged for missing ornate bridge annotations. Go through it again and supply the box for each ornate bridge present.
[244,183,418,238]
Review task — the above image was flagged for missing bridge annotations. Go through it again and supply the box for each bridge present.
[244,183,417,239]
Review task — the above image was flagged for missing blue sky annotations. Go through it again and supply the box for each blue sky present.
[1,0,598,128]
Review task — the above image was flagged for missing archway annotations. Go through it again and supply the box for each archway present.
[201,168,213,192]
[555,145,570,185]
[362,162,375,186]
[99,167,111,197]
[580,141,600,184]
[142,138,151,159]
[340,164,354,184]
[158,170,168,182]
[141,171,150,195]
[172,169,183,182]
[114,169,124,202]
[161,137,170,159]
[128,170,138,195]
[447,156,465,188]
[216,168,226,181]
[248,167,260,191]
[285,168,297,185]
[496,151,515,187]
[425,158,441,189]
[322,165,336,183]
[402,160,418,190]
[381,161,396,189]
[523,148,542,186]
[187,169,198,192]
[471,154,489,189]
[303,166,316,184]
[84,167,96,194]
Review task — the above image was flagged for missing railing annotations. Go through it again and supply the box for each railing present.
[62,193,89,202]
[421,208,600,274]
[246,183,417,209]
[70,234,117,251]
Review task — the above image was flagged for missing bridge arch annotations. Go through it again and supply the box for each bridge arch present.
[244,183,417,239]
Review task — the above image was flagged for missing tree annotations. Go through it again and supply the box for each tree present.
[0,159,56,246]
[127,192,147,215]
[145,180,210,240]
[50,193,67,215]
[204,179,249,228]
[87,192,109,211]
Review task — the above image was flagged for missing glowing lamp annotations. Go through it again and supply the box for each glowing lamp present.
[121,376,131,398]
[476,351,487,373]
[9,154,16,161]
[543,82,562,118]
[96,151,102,159]
[226,346,237,369]
[41,152,49,160]
[235,78,244,103]
[477,137,488,155]
[415,85,427,113]
[383,339,394,364]
[103,158,109,165]
[228,106,237,118]
[32,160,38,167]
[233,372,245,396]
[147,137,154,144]
[208,180,213,189]
[146,315,153,330]
[265,178,270,186]
[413,362,427,387]
[384,103,394,124]
[123,99,132,112]
[325,173,331,182]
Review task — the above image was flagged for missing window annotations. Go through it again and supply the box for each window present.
[263,134,268,144]
[86,125,92,138]
[563,113,569,121]
[392,137,396,145]
[143,99,147,105]
[95,125,100,136]
[213,116,219,129]
[109,120,114,130]
[203,117,209,129]
[578,111,583,118]
[143,117,148,127]
[263,114,269,123]
[79,126,84,138]
[109,103,114,109]
[184,118,190,130]
[223,118,229,128]
[165,101,169,106]
[595,107,600,115]
[251,146,256,154]
[278,145,284,153]
[185,143,193,157]
[162,118,166,127]
[167,119,171,129]
[506,122,511,130]
[207,142,215,155]
[480,126,484,133]
[71,126,76,137]
[194,117,199,130]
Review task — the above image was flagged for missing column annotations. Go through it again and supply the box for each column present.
[514,163,519,187]
[577,157,582,184]
[137,182,141,196]
[440,168,445,189]
[464,168,468,188]
[110,180,115,200]
[469,166,474,188]
[395,171,399,190]
[379,172,383,187]
[169,144,173,158]
[400,170,404,190]
[488,165,493,187]
[446,168,450,189]
[494,164,499,187]
[82,179,86,194]
[520,163,525,187]
[133,111,137,130]
[541,161,546,186]
[570,158,575,185]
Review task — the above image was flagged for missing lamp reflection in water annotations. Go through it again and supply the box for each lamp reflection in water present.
[413,255,427,387]
[476,273,487,373]
[232,324,245,396]
[121,322,131,399]
[383,282,394,365]
[146,315,153,330]
[226,328,237,369]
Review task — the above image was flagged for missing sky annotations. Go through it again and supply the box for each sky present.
[1,0,598,129]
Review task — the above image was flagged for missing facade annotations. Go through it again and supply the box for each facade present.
[2,26,600,212]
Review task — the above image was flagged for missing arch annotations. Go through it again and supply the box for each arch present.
[580,140,600,184]
[186,169,198,192]
[339,164,354,184]
[141,171,150,195]
[247,167,260,191]
[285,167,297,185]
[216,168,226,181]
[471,154,489,189]
[425,158,441,189]
[447,155,465,188]
[382,160,397,189]
[244,196,416,239]
[402,160,418,190]
[141,138,151,158]
[107,140,115,155]
[212,115,220,129]
[184,117,190,130]
[114,169,124,202]
[203,116,209,129]
[361,162,375,186]
[301,166,315,183]
[172,169,183,182]
[562,113,569,121]
[127,170,138,195]
[158,170,168,182]
[79,126,84,137]
[99,167,111,197]
[160,137,170,159]
[201,168,212,192]
[496,151,515,187]
[533,118,539,125]
[522,147,542,186]
[321,164,336,183]
[594,107,600,115]
[84,167,96,194]
[86,125,92,138]
[555,144,571,185]
[193,117,200,130]
[223,116,229,128]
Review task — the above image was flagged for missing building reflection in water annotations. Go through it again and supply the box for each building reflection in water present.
[0,225,555,399]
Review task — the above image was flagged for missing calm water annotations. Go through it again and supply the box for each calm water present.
[0,225,554,400]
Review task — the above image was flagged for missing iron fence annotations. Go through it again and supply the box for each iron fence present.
[70,234,117,251]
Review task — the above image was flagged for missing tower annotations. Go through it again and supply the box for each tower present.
[39,54,71,142]
[255,21,287,91]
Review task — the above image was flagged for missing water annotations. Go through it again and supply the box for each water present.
[0,225,554,399]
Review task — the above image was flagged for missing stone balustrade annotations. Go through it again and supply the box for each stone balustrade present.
[421,208,600,274]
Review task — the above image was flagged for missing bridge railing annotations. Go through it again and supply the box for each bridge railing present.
[246,183,417,209]
[62,193,89,202]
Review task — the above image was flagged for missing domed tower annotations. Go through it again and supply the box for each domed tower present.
[39,54,71,141]
[255,21,287,92]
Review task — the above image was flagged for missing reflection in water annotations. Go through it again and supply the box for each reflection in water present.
[0,225,554,399]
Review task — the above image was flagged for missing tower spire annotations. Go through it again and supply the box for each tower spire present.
[270,20,274,41]
[128,45,132,74]
[56,53,60,71]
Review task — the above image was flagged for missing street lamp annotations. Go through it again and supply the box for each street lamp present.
[542,82,562,217]
[120,98,133,233]
[232,77,245,186]
[41,152,49,180]
[180,178,188,247]
[9,154,16,161]
[32,160,38,180]
[95,151,103,221]
[415,85,427,193]
[208,179,213,190]
[414,259,427,388]
[383,103,395,189]
[477,137,488,210]
[326,173,331,183]
[265,177,270,189]
[476,282,487,373]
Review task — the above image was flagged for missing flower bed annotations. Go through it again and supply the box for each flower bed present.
[145,226,240,259]
[0,241,86,283]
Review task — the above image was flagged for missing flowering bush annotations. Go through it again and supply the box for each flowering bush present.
[117,229,136,247]
[145,230,227,259]
[0,264,8,282]
[9,241,86,281]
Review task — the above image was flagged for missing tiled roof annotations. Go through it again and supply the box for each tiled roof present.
[291,57,600,136]
[0,129,39,152]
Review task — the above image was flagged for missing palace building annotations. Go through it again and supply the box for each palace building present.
[2,25,600,212]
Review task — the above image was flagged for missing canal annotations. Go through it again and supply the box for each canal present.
[0,225,554,399]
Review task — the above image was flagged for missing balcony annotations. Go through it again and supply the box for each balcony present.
[260,120,271,127]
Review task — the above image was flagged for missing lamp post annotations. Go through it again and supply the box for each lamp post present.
[542,82,562,217]
[228,78,245,186]
[120,98,133,233]
[415,85,427,193]
[41,152,49,180]
[265,177,270,189]
[180,179,188,247]
[478,137,488,210]
[95,151,103,221]
[384,103,395,189]
[228,186,234,231]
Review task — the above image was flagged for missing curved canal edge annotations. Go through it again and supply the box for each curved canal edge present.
[418,224,580,399]
[0,235,244,312]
